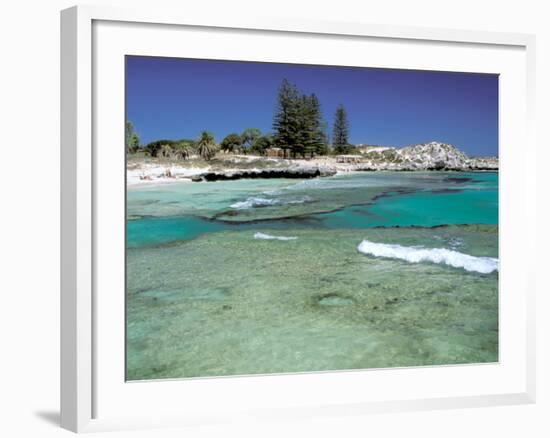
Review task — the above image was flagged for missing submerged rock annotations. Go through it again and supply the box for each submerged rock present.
[318,294,355,306]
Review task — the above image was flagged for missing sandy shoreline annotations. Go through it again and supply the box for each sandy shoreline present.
[126,164,363,187]
[127,146,498,187]
[126,156,345,187]
[127,164,204,187]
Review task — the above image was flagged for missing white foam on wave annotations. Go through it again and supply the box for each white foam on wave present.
[231,196,312,209]
[357,240,498,274]
[231,197,279,209]
[254,232,297,241]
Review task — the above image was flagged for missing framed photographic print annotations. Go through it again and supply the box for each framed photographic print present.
[61,5,536,433]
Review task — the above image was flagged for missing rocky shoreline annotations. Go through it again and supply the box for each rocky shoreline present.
[127,141,498,186]
[191,167,337,182]
[353,141,498,172]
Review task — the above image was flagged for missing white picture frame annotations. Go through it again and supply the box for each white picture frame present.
[60,4,537,433]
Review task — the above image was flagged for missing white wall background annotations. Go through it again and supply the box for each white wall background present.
[0,0,547,437]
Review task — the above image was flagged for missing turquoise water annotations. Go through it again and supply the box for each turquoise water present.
[127,172,497,247]
[126,171,498,380]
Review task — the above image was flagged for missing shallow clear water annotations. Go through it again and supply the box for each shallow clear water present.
[126,171,498,380]
[127,172,497,247]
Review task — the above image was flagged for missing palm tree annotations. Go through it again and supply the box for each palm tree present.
[158,144,173,158]
[196,131,218,161]
[173,142,192,160]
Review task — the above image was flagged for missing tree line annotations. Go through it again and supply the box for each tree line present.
[272,79,353,157]
[126,78,356,160]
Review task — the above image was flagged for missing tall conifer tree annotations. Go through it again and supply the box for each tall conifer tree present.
[332,104,350,154]
[273,80,328,158]
[273,79,301,158]
[301,94,325,158]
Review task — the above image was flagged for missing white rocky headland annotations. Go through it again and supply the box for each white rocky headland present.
[355,141,498,171]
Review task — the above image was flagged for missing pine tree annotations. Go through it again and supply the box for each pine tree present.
[300,94,326,158]
[332,104,350,154]
[310,94,327,156]
[294,95,309,158]
[273,79,301,158]
[273,80,329,158]
[316,120,329,156]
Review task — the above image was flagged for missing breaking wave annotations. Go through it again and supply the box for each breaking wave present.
[357,240,498,274]
[254,232,297,241]
[231,196,312,209]
[231,197,278,209]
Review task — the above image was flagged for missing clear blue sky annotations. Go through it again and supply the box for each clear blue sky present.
[126,56,498,156]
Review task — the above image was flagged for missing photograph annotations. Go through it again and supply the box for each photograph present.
[125,56,499,381]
